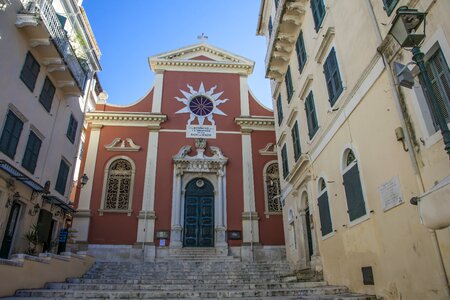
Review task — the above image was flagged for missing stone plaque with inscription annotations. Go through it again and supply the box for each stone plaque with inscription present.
[378,176,403,212]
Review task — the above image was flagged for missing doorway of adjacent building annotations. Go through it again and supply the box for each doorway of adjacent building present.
[305,206,313,259]
[0,202,21,258]
[183,178,214,247]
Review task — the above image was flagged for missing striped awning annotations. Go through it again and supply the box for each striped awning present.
[43,195,75,213]
[0,159,46,193]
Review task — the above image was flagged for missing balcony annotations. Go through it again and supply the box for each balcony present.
[16,0,88,95]
[265,0,307,80]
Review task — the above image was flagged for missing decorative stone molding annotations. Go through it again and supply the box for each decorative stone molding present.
[149,43,255,75]
[286,108,298,127]
[299,74,313,100]
[259,143,277,156]
[235,117,275,131]
[264,0,308,80]
[86,112,167,128]
[285,154,312,189]
[138,210,156,220]
[173,142,228,174]
[315,27,335,63]
[277,131,287,147]
[105,138,141,152]
[242,211,260,221]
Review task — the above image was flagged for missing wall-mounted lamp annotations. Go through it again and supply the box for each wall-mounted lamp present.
[29,203,40,216]
[79,173,89,187]
[4,197,12,208]
[54,209,63,217]
[6,192,21,207]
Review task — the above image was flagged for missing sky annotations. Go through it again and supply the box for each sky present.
[83,0,272,108]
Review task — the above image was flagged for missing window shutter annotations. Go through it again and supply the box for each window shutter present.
[324,55,334,102]
[277,95,283,125]
[55,160,69,195]
[425,50,450,121]
[20,52,40,92]
[22,132,42,173]
[281,145,289,178]
[306,93,318,139]
[343,164,366,221]
[0,111,24,159]
[37,210,53,243]
[296,31,307,73]
[67,115,78,143]
[39,77,55,112]
[318,191,332,236]
[292,121,301,160]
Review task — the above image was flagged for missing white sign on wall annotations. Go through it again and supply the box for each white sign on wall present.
[378,176,403,212]
[186,125,216,138]
[174,82,228,139]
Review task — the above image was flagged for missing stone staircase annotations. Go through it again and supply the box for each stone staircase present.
[8,250,376,299]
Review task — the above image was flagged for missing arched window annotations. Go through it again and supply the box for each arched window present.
[264,162,282,213]
[342,149,367,222]
[317,178,333,237]
[104,159,133,211]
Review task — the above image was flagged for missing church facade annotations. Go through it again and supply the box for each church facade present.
[72,43,285,261]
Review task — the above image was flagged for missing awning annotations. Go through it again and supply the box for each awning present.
[43,195,76,213]
[0,159,46,193]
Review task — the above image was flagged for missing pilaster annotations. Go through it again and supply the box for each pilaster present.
[151,72,164,113]
[72,124,102,242]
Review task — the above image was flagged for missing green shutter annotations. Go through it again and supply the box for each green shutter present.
[20,52,40,92]
[324,48,343,106]
[305,92,318,138]
[291,121,301,161]
[285,66,294,102]
[425,49,450,121]
[296,31,307,73]
[318,191,332,236]
[55,160,69,195]
[277,95,283,125]
[66,115,78,143]
[343,164,367,221]
[0,111,24,159]
[281,145,289,178]
[39,77,55,112]
[383,0,399,16]
[311,0,325,31]
[22,131,42,173]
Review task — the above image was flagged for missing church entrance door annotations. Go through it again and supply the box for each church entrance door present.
[183,178,214,247]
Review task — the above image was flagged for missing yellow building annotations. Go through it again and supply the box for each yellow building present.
[257,0,450,299]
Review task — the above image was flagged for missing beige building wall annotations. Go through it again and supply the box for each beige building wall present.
[258,0,450,299]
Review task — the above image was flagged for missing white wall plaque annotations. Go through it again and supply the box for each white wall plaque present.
[186,125,216,139]
[378,176,403,212]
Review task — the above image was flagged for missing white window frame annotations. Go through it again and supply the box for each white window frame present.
[98,156,136,216]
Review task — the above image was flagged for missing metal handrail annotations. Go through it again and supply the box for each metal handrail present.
[21,0,88,90]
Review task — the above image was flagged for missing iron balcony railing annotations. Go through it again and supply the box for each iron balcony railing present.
[21,0,88,90]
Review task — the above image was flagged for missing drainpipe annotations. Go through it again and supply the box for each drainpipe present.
[364,0,450,297]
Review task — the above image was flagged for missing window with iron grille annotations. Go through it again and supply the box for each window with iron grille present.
[383,0,398,16]
[295,31,307,73]
[291,121,301,161]
[105,159,133,210]
[305,92,319,139]
[55,159,70,195]
[285,66,294,103]
[323,48,343,106]
[66,114,78,144]
[38,77,55,112]
[22,131,42,174]
[0,110,24,159]
[311,0,325,32]
[276,95,283,126]
[20,51,40,92]
[281,144,289,179]
[265,163,281,213]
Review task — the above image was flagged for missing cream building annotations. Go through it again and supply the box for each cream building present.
[257,0,450,299]
[0,0,100,258]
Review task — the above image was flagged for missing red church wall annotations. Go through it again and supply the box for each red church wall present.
[161,71,241,132]
[248,92,272,117]
[87,126,149,245]
[251,131,285,246]
[95,89,154,112]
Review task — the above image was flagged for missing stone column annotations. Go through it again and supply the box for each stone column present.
[215,169,227,251]
[241,129,260,256]
[136,126,159,260]
[170,168,183,248]
[72,124,102,243]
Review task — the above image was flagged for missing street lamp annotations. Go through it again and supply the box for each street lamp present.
[389,6,450,156]
[79,173,89,187]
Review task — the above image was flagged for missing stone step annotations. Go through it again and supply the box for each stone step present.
[67,277,291,285]
[45,281,328,291]
[15,286,350,298]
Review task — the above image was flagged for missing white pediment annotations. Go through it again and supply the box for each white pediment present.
[149,42,255,75]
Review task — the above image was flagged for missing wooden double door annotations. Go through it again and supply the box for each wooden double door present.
[183,178,214,247]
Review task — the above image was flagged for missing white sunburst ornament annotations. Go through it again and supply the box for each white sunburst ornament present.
[175,82,228,126]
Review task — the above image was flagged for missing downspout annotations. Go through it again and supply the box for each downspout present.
[364,0,450,297]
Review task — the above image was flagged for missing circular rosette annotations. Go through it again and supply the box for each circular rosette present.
[189,96,214,117]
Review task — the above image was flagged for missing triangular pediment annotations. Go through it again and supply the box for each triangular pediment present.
[149,42,254,75]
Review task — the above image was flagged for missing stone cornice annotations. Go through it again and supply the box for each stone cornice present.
[86,112,167,128]
[150,59,253,75]
[234,117,275,131]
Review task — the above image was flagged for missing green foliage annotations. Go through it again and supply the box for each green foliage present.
[23,224,43,256]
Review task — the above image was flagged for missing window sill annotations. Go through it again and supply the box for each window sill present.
[320,231,335,241]
[347,213,370,228]
[98,209,133,216]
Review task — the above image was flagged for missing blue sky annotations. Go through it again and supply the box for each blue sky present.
[83,0,272,108]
